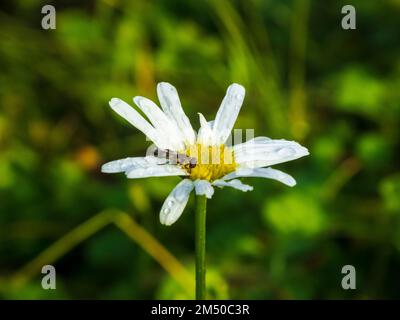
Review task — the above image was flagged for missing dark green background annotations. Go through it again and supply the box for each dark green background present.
[0,0,399,299]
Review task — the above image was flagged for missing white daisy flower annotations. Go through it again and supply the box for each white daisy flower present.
[102,82,309,226]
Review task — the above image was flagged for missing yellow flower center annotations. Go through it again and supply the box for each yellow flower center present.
[182,144,237,181]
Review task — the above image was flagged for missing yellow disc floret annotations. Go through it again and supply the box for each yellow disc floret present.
[183,144,236,181]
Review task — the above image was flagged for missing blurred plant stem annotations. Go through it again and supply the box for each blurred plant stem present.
[7,210,114,290]
[6,210,193,296]
[210,0,287,135]
[321,158,362,201]
[289,0,310,140]
[195,195,207,300]
[113,211,193,294]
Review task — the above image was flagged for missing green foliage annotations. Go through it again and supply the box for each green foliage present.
[334,67,386,117]
[156,266,229,300]
[1,0,400,299]
[263,192,326,236]
[380,175,400,214]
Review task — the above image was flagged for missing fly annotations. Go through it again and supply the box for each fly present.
[154,148,197,171]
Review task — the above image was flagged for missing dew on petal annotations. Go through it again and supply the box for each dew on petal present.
[235,93,244,100]
[167,199,175,207]
[277,147,295,157]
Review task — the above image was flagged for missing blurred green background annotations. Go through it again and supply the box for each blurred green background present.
[1,0,400,299]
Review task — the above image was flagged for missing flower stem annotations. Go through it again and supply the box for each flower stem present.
[195,195,207,300]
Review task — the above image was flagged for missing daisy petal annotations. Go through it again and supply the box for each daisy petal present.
[101,156,167,173]
[222,167,296,187]
[125,164,187,179]
[157,82,196,145]
[109,98,163,147]
[234,138,309,168]
[213,83,245,145]
[194,180,214,199]
[197,113,215,146]
[212,179,253,192]
[133,96,184,151]
[160,179,194,226]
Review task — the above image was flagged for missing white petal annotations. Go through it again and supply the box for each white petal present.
[101,156,166,173]
[222,167,296,187]
[126,164,187,179]
[133,96,184,151]
[160,179,194,226]
[212,179,253,192]
[233,138,309,168]
[109,98,163,147]
[157,82,196,146]
[196,113,215,146]
[212,83,245,145]
[242,136,272,143]
[194,180,214,199]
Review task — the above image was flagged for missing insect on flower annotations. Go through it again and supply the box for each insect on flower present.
[153,148,197,172]
[101,82,309,226]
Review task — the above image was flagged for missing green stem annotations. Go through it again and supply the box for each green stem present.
[195,195,207,300]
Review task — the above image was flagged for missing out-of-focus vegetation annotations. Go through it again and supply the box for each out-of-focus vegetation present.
[0,0,400,299]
